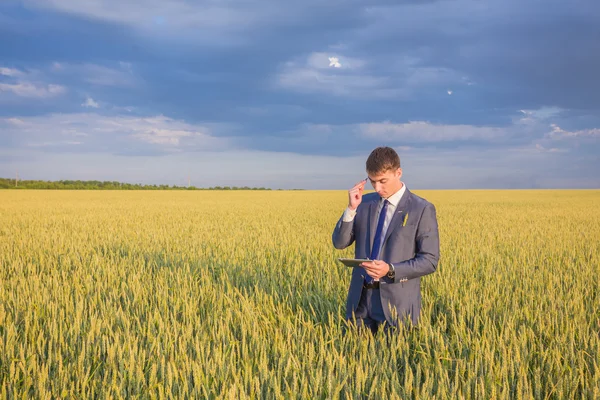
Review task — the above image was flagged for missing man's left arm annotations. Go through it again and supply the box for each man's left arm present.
[390,202,440,282]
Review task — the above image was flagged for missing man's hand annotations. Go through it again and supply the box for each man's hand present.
[348,179,367,210]
[360,260,389,279]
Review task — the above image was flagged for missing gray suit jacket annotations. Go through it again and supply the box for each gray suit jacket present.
[332,189,440,326]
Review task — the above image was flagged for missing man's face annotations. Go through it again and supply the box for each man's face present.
[368,168,402,198]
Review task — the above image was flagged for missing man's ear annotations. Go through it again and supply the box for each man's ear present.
[397,168,403,179]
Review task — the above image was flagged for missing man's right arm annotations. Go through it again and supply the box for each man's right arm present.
[333,179,365,250]
[342,207,357,222]
[332,206,357,249]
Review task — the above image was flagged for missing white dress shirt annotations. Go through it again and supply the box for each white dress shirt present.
[342,182,406,228]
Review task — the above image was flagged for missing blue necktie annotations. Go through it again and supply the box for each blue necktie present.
[365,199,388,283]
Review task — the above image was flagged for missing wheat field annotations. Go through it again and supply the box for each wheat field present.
[1,189,599,399]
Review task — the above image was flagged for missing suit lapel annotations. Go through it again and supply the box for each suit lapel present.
[382,189,413,246]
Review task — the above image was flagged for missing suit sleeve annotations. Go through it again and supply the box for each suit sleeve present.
[332,209,356,250]
[392,202,440,281]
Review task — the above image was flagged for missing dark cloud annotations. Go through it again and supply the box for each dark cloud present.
[0,0,598,187]
[350,0,600,114]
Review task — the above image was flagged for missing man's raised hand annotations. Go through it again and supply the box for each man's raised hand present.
[348,178,367,210]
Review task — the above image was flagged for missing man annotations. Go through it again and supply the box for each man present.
[332,147,440,333]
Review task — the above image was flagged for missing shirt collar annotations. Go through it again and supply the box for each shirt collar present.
[382,182,406,208]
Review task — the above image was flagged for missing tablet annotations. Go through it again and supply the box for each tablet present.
[337,258,370,268]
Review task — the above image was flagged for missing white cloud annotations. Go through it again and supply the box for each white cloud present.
[275,52,398,98]
[329,57,342,68]
[307,52,366,70]
[511,107,600,146]
[518,106,564,125]
[0,82,66,98]
[262,107,599,154]
[534,143,564,153]
[447,90,453,95]
[237,107,590,155]
[548,124,600,138]
[131,129,192,145]
[350,109,599,153]
[508,143,567,154]
[0,67,24,77]
[275,51,467,99]
[358,120,504,142]
[1,112,232,151]
[3,117,26,125]
[27,140,82,147]
[356,108,599,149]
[82,97,100,108]
[276,67,396,98]
[0,66,66,99]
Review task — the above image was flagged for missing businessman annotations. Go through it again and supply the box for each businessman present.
[332,147,440,333]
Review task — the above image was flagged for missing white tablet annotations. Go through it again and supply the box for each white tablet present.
[337,258,370,268]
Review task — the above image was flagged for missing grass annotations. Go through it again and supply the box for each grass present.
[1,189,599,398]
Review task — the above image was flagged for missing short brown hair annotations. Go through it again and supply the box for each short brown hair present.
[366,146,400,175]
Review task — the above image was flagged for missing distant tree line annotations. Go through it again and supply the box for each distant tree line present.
[0,178,273,190]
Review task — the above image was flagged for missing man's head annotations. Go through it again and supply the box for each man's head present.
[366,146,403,198]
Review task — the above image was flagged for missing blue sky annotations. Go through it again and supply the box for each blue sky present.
[1,0,599,189]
